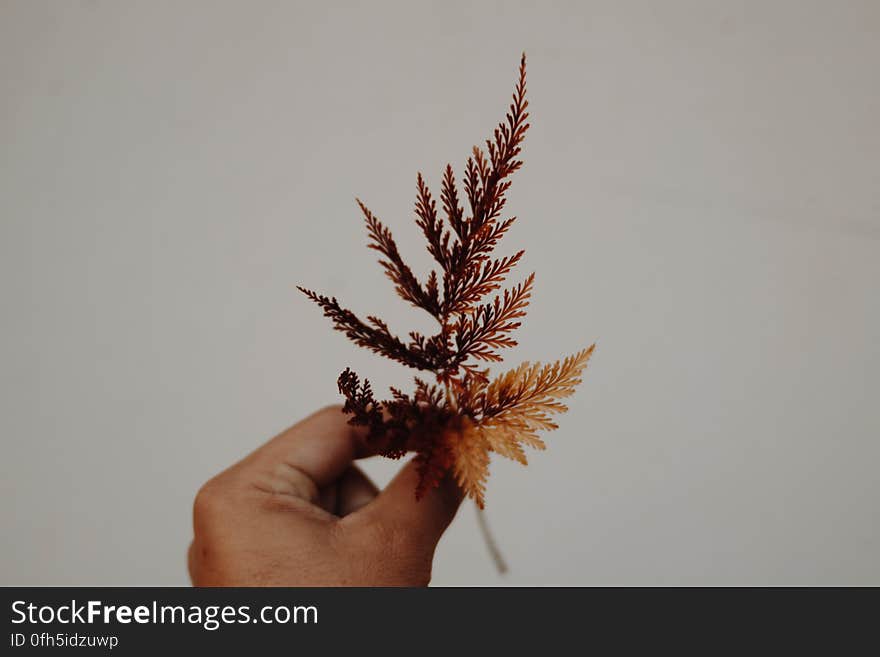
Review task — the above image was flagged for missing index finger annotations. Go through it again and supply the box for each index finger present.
[237,406,374,488]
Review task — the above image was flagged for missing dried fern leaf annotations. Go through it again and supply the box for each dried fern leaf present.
[299,54,595,508]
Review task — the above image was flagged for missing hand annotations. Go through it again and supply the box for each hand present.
[188,406,463,586]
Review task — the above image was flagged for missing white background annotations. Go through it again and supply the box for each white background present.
[1,0,878,585]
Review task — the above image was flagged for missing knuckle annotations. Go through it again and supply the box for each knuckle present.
[254,462,319,503]
[192,477,227,519]
[313,404,343,420]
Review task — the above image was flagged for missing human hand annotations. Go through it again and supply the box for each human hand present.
[188,406,463,586]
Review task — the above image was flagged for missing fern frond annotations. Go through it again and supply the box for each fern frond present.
[481,345,595,429]
[448,250,525,314]
[299,54,595,509]
[359,199,440,317]
[450,418,491,508]
[440,164,465,242]
[479,423,529,465]
[438,55,530,319]
[413,432,455,499]
[337,368,385,437]
[414,173,449,273]
[453,273,535,363]
[297,287,435,370]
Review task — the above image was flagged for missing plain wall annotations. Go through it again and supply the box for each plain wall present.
[1,0,878,585]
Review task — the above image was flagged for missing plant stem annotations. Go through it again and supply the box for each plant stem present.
[475,504,508,574]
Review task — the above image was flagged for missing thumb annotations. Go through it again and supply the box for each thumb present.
[357,458,464,551]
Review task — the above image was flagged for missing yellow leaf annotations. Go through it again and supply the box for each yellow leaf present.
[450,418,491,508]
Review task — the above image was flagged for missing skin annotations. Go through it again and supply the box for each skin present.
[188,406,463,586]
